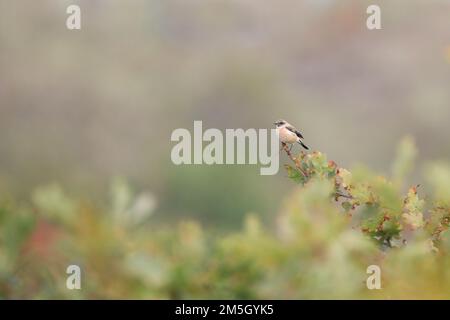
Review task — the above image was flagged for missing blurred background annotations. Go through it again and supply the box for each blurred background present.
[1,0,450,300]
[1,0,450,227]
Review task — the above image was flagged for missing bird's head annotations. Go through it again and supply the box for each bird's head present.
[273,119,287,128]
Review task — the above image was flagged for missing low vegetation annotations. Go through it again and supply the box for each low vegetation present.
[1,137,450,299]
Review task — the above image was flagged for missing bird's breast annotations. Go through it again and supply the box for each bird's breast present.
[277,127,298,143]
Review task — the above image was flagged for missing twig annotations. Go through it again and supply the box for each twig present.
[335,191,353,199]
[282,143,354,200]
[282,143,307,177]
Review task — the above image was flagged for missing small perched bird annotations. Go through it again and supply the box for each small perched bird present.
[274,119,309,150]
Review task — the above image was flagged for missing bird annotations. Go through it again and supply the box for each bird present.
[274,119,309,150]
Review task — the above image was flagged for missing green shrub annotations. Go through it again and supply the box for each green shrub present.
[1,137,450,299]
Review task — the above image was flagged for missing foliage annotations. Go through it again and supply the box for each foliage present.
[1,137,450,299]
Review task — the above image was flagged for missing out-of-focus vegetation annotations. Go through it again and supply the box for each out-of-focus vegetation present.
[1,0,450,227]
[1,138,450,299]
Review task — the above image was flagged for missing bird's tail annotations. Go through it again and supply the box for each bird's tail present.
[298,140,309,150]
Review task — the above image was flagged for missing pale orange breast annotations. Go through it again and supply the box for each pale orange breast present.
[277,127,298,143]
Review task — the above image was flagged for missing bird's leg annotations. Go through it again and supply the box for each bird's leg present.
[289,144,293,152]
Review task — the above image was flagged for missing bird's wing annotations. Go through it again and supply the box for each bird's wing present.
[286,125,304,139]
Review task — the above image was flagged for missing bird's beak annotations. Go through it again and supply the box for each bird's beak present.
[273,122,277,125]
